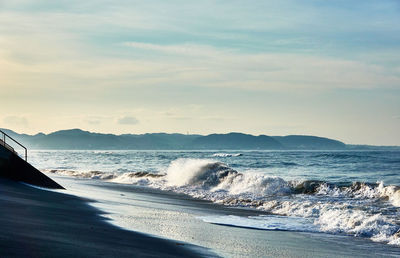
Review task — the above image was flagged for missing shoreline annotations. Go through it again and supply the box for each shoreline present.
[52,174,400,258]
[0,178,214,257]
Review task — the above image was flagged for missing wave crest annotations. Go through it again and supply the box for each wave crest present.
[165,159,238,187]
[212,153,242,157]
[44,169,116,180]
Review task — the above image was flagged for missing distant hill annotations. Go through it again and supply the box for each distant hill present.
[191,133,283,149]
[272,135,346,150]
[1,129,200,150]
[0,128,359,150]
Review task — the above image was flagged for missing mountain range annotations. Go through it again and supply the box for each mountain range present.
[0,128,356,150]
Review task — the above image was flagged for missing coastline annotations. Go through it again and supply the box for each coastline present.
[0,178,212,257]
[50,174,400,258]
[1,163,399,257]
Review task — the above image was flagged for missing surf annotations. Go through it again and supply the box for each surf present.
[42,155,400,247]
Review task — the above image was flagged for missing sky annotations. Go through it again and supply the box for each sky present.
[0,0,399,145]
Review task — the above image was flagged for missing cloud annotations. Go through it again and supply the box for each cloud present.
[1,2,399,97]
[84,116,103,125]
[123,42,225,57]
[86,120,101,125]
[3,115,29,127]
[117,116,139,125]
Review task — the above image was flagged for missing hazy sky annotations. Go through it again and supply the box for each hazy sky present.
[1,0,399,145]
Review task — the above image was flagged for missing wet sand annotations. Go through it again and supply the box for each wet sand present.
[0,178,211,257]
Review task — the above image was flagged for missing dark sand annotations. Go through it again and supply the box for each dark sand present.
[0,178,212,258]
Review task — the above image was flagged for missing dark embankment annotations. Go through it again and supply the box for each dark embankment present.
[0,144,64,189]
[0,178,206,258]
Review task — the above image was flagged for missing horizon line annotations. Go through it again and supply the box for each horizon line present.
[3,127,400,147]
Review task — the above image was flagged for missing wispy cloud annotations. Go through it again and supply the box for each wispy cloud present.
[122,42,400,91]
[123,42,226,57]
[3,115,29,127]
[117,116,139,125]
[2,40,398,98]
[84,115,106,125]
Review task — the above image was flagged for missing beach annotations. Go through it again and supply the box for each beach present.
[1,149,400,257]
[0,177,210,257]
[5,173,397,258]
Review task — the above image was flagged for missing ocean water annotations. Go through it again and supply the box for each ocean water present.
[29,150,400,247]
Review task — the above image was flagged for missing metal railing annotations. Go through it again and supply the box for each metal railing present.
[0,130,27,161]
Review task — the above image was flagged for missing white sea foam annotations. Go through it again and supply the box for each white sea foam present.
[110,172,164,186]
[165,158,234,187]
[258,198,400,245]
[315,181,400,207]
[212,153,242,157]
[212,173,291,197]
[198,210,400,246]
[44,169,117,180]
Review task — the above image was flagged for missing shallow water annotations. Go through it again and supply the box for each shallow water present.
[29,150,400,248]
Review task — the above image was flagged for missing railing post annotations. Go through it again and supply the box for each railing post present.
[0,130,28,162]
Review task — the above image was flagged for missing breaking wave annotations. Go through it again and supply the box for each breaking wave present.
[212,153,242,157]
[43,158,400,246]
[43,169,163,184]
[44,169,117,180]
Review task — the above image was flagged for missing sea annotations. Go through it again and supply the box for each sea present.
[28,150,400,250]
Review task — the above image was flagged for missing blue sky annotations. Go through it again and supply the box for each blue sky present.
[0,0,399,145]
